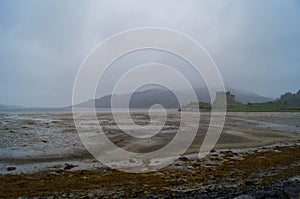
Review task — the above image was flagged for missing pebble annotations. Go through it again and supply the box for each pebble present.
[14,174,300,199]
[234,194,255,199]
[7,166,16,171]
[63,164,76,170]
[178,157,189,161]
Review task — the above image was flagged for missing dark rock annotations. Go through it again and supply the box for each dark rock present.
[178,157,189,161]
[134,189,144,194]
[7,167,16,171]
[64,164,76,170]
[245,180,254,186]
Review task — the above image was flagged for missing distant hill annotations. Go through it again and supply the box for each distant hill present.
[73,87,274,109]
[225,89,300,112]
[73,89,180,109]
[226,87,273,103]
[189,87,273,104]
[183,89,300,112]
[276,90,300,106]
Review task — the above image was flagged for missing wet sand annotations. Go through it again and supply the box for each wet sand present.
[0,111,299,173]
[0,111,299,198]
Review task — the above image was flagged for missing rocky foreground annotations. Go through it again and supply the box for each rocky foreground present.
[1,144,299,198]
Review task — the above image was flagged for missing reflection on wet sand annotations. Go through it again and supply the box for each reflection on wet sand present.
[0,111,299,174]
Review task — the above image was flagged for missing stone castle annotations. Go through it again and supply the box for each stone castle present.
[214,91,235,108]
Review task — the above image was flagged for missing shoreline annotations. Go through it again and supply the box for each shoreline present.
[0,111,299,198]
[1,144,299,198]
[1,111,300,174]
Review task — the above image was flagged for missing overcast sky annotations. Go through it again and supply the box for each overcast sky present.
[0,0,300,107]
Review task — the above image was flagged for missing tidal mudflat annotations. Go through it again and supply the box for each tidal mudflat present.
[0,111,299,198]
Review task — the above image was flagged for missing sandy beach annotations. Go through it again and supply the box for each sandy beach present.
[0,111,299,198]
